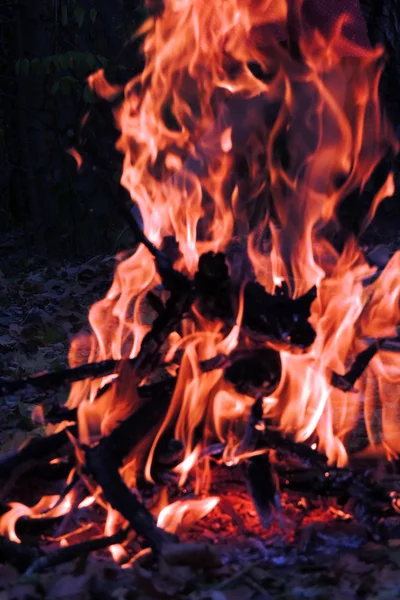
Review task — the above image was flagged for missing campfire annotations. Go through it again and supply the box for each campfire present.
[1,0,400,574]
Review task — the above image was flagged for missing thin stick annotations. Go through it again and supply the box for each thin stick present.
[0,359,119,397]
[0,537,40,572]
[0,427,76,479]
[84,442,175,551]
[331,340,380,392]
[25,528,129,574]
[0,378,175,483]
[260,427,327,468]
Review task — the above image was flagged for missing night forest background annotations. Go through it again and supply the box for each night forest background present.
[1,0,400,268]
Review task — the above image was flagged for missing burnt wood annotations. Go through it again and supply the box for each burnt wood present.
[84,442,174,551]
[25,528,129,574]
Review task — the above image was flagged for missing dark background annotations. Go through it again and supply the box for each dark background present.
[0,0,399,268]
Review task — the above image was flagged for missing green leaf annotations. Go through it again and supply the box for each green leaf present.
[61,2,68,26]
[83,84,96,104]
[74,4,85,28]
[43,56,52,74]
[59,76,78,95]
[50,79,61,95]
[44,55,57,74]
[89,7,97,24]
[84,52,97,70]
[29,58,42,74]
[68,51,87,70]
[21,58,30,76]
[58,53,69,71]
[14,59,21,75]
[60,78,71,95]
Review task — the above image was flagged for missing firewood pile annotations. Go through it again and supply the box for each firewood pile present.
[1,0,400,591]
[0,230,399,575]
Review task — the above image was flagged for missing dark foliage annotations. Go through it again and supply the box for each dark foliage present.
[1,1,400,260]
[0,0,148,259]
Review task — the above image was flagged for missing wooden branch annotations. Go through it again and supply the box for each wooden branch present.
[331,340,380,392]
[95,389,173,468]
[259,427,327,468]
[25,528,129,574]
[246,452,281,530]
[0,537,40,572]
[0,427,76,479]
[278,465,395,524]
[0,278,192,399]
[84,442,175,551]
[79,383,176,550]
[0,377,175,483]
[0,359,119,397]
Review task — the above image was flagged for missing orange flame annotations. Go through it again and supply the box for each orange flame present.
[67,148,83,171]
[157,496,220,534]
[37,0,400,551]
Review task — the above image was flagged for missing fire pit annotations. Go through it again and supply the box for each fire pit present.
[1,0,400,594]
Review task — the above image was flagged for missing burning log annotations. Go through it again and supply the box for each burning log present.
[201,347,282,397]
[239,394,282,530]
[78,385,176,550]
[0,428,75,480]
[259,428,327,469]
[0,360,119,397]
[0,236,320,406]
[224,348,282,397]
[3,0,400,574]
[84,444,173,551]
[331,339,382,392]
[194,251,233,319]
[243,282,317,347]
[0,378,175,484]
[246,453,281,530]
[0,309,185,399]
[85,391,173,468]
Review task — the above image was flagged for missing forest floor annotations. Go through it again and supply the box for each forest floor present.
[1,223,400,599]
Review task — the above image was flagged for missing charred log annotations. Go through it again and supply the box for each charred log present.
[84,442,174,551]
[331,340,380,392]
[0,359,119,396]
[201,347,282,397]
[0,537,40,572]
[224,347,282,397]
[259,428,327,469]
[0,427,76,480]
[245,452,281,530]
[194,251,233,319]
[0,377,175,483]
[243,281,317,347]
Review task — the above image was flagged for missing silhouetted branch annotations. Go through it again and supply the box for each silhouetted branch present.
[25,528,129,574]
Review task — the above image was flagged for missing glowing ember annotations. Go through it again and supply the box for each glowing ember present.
[2,0,400,562]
